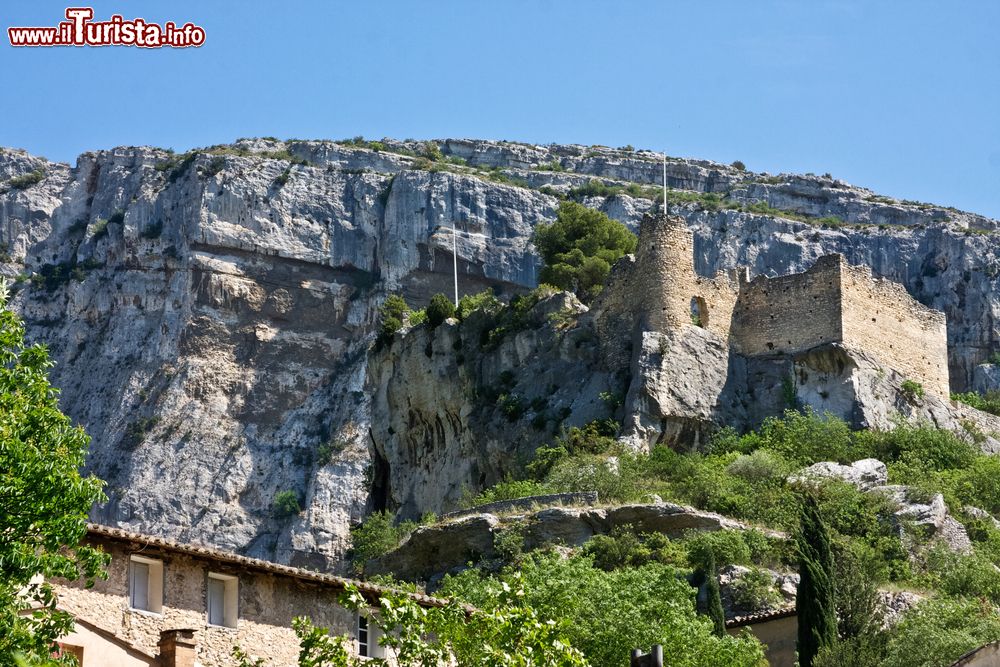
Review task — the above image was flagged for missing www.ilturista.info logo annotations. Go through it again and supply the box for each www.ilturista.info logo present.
[8,7,205,48]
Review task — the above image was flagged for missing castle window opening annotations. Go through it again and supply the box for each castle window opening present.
[690,296,708,328]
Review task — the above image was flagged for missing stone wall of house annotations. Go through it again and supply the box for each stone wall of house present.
[840,262,950,398]
[730,254,845,357]
[53,539,359,667]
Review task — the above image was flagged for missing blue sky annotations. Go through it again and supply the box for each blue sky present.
[2,1,999,217]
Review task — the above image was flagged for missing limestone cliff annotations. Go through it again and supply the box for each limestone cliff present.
[2,137,999,568]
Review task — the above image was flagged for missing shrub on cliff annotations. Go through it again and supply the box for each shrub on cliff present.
[375,294,410,349]
[426,293,455,327]
[532,201,636,302]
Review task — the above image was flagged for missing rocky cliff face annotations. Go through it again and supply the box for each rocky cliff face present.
[2,137,998,569]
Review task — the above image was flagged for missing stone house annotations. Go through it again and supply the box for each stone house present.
[50,524,447,666]
[726,607,797,667]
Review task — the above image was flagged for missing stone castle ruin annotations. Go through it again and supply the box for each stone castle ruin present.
[596,214,953,446]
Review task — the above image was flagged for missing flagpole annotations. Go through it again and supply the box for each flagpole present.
[663,153,667,213]
[452,222,459,307]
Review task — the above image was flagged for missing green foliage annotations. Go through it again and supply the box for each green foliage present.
[685,529,753,571]
[901,379,925,400]
[349,511,417,574]
[797,494,837,667]
[469,478,549,507]
[90,217,109,240]
[456,288,503,321]
[440,552,764,667]
[8,169,46,190]
[582,527,687,571]
[730,567,782,610]
[273,490,302,518]
[730,160,747,171]
[204,156,227,177]
[702,553,726,638]
[421,142,442,162]
[819,597,1000,667]
[286,581,589,667]
[376,294,410,349]
[123,416,159,449]
[532,202,636,302]
[426,293,455,327]
[274,167,292,187]
[711,408,858,465]
[0,280,108,663]
[29,259,89,292]
[952,390,1000,416]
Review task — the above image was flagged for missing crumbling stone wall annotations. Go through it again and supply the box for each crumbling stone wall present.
[730,255,844,357]
[628,215,740,339]
[617,214,950,401]
[840,262,950,397]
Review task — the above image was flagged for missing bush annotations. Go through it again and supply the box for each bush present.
[730,160,747,171]
[880,597,1000,667]
[426,293,455,327]
[470,478,548,507]
[273,490,301,518]
[583,527,687,571]
[730,567,782,610]
[422,142,442,161]
[91,218,110,240]
[375,294,410,349]
[532,201,636,302]
[901,379,925,400]
[349,511,417,573]
[8,169,45,190]
[710,408,860,465]
[685,529,752,571]
[953,390,1000,416]
[439,553,765,667]
[456,288,503,321]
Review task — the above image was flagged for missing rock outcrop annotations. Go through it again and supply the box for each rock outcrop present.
[367,502,778,583]
[3,137,1000,568]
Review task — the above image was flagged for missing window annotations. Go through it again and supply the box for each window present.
[206,573,238,628]
[358,614,369,657]
[129,555,163,613]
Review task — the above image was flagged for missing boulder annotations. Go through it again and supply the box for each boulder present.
[871,485,972,554]
[790,458,888,491]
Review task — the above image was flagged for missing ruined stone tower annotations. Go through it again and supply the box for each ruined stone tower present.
[614,213,950,398]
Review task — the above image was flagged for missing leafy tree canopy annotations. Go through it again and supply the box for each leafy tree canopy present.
[0,280,107,665]
[532,202,636,302]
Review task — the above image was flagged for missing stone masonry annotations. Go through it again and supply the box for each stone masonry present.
[617,214,950,398]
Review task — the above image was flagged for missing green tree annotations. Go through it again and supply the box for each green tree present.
[532,202,636,302]
[256,582,589,667]
[425,293,455,327]
[703,553,727,638]
[0,280,108,665]
[375,294,410,349]
[796,494,837,667]
[440,552,763,667]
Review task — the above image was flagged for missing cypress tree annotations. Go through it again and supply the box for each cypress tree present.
[705,552,727,637]
[796,493,837,667]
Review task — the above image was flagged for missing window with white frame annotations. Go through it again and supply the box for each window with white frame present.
[358,614,369,657]
[206,572,238,628]
[357,612,383,659]
[128,555,163,613]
